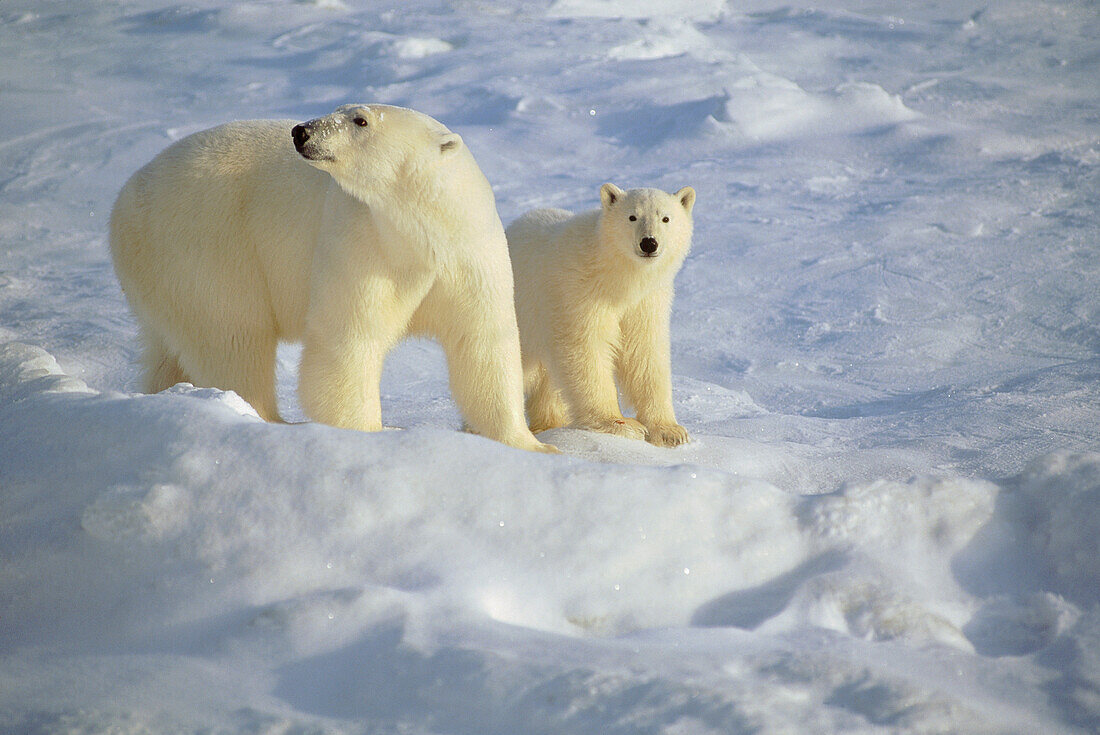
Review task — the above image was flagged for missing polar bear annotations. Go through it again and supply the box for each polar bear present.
[506,183,695,447]
[110,104,553,453]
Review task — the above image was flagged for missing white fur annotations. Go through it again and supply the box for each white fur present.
[506,183,695,447]
[110,104,553,452]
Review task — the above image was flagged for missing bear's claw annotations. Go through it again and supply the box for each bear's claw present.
[646,422,690,448]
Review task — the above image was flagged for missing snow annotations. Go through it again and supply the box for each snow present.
[1,0,1099,732]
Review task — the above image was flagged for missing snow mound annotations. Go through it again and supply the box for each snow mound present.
[0,342,93,402]
[804,476,997,556]
[712,77,922,144]
[390,36,453,59]
[548,0,726,21]
[738,477,998,650]
[0,341,808,641]
[598,72,920,150]
[0,342,1005,651]
[608,18,724,62]
[965,592,1081,657]
[1016,452,1100,602]
[0,342,1034,657]
[161,382,263,418]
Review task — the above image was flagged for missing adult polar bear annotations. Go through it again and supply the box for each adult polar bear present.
[110,104,553,453]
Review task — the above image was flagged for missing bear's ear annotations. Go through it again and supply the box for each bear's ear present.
[675,186,696,213]
[600,183,625,209]
[439,133,463,156]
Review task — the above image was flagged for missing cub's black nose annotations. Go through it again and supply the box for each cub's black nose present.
[640,237,659,254]
[291,124,310,150]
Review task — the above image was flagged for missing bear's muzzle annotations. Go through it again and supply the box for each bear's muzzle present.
[291,122,334,162]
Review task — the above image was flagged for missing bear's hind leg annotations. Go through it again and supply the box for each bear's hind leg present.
[141,329,190,393]
[176,328,283,423]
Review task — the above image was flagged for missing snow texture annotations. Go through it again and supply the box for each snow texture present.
[1,1,1099,733]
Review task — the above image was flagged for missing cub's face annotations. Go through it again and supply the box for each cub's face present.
[599,184,696,264]
[291,104,463,202]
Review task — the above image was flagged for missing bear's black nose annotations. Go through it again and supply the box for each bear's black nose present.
[291,124,310,150]
[639,237,659,255]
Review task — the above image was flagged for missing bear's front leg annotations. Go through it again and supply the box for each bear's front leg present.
[299,328,387,432]
[554,310,647,442]
[419,281,557,453]
[618,290,690,448]
[298,269,424,432]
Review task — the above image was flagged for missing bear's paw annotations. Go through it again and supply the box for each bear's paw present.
[646,421,690,448]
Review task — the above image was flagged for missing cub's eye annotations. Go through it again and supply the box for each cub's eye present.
[662,216,670,223]
[353,117,369,127]
[628,215,637,221]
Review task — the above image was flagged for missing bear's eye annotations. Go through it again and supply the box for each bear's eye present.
[353,117,369,127]
[628,215,637,222]
[662,216,670,223]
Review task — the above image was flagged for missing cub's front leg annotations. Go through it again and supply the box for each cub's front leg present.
[617,289,690,447]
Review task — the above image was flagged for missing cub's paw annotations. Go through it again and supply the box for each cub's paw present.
[646,422,690,448]
[580,416,648,441]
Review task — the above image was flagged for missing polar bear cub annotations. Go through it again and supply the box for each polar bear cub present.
[506,184,695,447]
[110,104,553,453]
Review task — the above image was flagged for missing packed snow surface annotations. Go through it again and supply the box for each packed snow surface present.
[2,1,1099,732]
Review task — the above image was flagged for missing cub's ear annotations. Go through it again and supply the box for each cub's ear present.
[600,183,625,208]
[675,186,696,213]
[439,133,463,156]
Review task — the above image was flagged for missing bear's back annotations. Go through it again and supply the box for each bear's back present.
[129,121,323,204]
[110,119,335,340]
